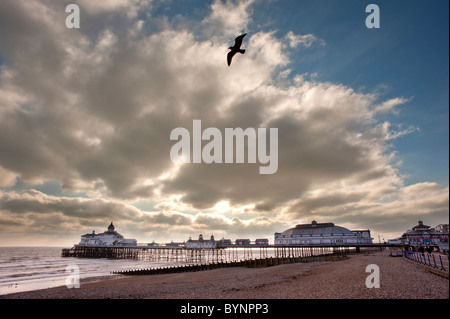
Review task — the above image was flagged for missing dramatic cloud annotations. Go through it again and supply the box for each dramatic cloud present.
[77,0,151,16]
[0,0,447,245]
[202,0,254,38]
[284,31,324,49]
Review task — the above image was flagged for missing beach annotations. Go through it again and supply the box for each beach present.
[2,250,448,299]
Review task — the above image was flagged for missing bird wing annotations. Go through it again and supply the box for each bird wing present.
[227,50,237,66]
[234,33,247,49]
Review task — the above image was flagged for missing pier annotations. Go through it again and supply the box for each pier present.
[61,244,395,275]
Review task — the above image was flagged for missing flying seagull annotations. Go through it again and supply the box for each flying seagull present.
[227,33,247,66]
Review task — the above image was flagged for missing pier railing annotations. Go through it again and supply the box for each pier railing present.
[61,245,341,263]
[403,250,449,277]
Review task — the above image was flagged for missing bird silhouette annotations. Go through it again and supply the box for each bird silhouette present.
[227,33,247,66]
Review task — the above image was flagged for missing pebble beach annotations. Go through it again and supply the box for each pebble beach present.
[3,250,448,299]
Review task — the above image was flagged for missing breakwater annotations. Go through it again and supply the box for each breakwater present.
[111,254,348,276]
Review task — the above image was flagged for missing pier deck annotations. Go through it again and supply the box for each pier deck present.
[61,244,400,275]
[61,243,397,263]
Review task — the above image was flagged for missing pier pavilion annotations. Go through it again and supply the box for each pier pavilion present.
[274,221,372,245]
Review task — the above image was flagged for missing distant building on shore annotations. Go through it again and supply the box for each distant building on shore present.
[274,220,372,245]
[435,224,449,233]
[78,222,137,246]
[402,220,449,251]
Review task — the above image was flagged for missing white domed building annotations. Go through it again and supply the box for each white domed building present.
[274,221,372,245]
[78,222,137,246]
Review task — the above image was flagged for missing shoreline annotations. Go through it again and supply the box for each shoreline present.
[2,251,448,299]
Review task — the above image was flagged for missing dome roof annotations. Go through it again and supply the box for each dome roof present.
[412,220,430,231]
[107,222,115,232]
[280,221,354,237]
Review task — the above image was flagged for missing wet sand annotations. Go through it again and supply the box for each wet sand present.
[3,251,448,299]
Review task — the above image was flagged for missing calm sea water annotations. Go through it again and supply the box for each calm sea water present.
[0,246,335,296]
[0,247,174,296]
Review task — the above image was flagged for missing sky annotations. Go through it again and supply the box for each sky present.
[0,0,448,246]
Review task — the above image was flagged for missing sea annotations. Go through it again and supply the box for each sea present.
[0,246,175,296]
[0,246,337,296]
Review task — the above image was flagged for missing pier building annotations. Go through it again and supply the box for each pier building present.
[255,238,269,245]
[235,239,251,246]
[218,238,232,246]
[274,221,372,245]
[79,222,137,246]
[186,234,217,248]
[402,220,449,251]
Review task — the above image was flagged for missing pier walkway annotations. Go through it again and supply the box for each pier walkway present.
[62,243,395,263]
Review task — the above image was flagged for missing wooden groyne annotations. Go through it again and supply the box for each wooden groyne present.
[111,254,348,276]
